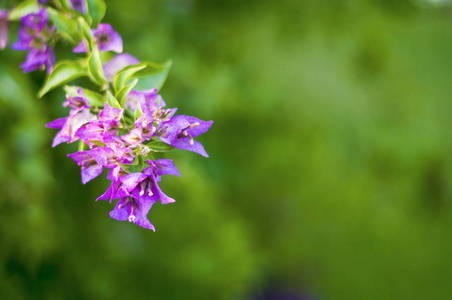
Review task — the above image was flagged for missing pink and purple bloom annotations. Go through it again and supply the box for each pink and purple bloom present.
[74,23,123,53]
[157,115,213,157]
[98,159,180,230]
[12,9,56,73]
[46,109,96,147]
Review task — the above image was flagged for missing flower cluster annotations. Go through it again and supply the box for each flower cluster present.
[1,0,212,231]
[12,8,56,73]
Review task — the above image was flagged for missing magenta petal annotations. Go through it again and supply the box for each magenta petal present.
[120,173,148,191]
[171,138,209,157]
[155,159,181,177]
[81,163,104,184]
[73,40,88,53]
[46,117,68,129]
[109,197,156,231]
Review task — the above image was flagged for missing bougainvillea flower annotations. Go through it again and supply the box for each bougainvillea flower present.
[110,196,157,230]
[12,9,56,72]
[67,149,107,184]
[70,0,87,13]
[0,10,9,50]
[134,109,156,140]
[121,128,144,147]
[126,89,164,112]
[75,121,115,146]
[68,146,134,184]
[99,102,124,128]
[20,45,56,73]
[157,115,213,157]
[74,23,123,53]
[63,88,91,116]
[46,109,96,147]
[103,53,140,82]
[98,159,179,205]
[20,8,49,31]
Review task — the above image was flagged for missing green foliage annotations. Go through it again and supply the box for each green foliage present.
[87,45,107,87]
[106,90,121,108]
[114,63,147,93]
[38,60,87,97]
[132,60,172,91]
[86,0,107,28]
[48,8,81,45]
[7,0,39,21]
[146,141,175,152]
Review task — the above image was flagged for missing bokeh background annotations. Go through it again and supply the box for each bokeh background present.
[1,0,452,299]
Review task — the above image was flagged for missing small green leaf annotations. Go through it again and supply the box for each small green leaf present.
[146,141,175,152]
[77,16,93,52]
[133,60,172,91]
[64,85,105,107]
[8,0,39,21]
[134,102,143,120]
[114,63,147,94]
[86,0,106,28]
[120,155,144,174]
[38,60,87,98]
[106,91,121,109]
[88,45,107,87]
[116,78,138,106]
[78,140,86,152]
[48,8,81,45]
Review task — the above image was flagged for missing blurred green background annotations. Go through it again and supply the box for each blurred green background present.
[1,0,452,299]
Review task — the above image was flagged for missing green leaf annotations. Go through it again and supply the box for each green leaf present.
[8,0,39,21]
[106,91,121,109]
[120,155,144,174]
[132,60,172,91]
[86,0,106,28]
[116,78,138,106]
[38,60,87,98]
[146,141,175,152]
[88,45,107,87]
[64,85,105,107]
[48,8,81,45]
[134,102,143,120]
[77,16,93,52]
[114,63,147,94]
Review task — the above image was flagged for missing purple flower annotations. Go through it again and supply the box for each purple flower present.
[63,88,90,116]
[0,10,9,50]
[99,159,179,230]
[12,9,56,73]
[70,0,87,13]
[110,196,157,230]
[103,53,140,82]
[121,128,144,147]
[157,115,213,157]
[99,102,124,128]
[20,45,56,73]
[125,89,164,112]
[98,159,179,204]
[46,109,96,147]
[67,148,108,184]
[134,110,157,140]
[74,23,123,53]
[68,145,135,184]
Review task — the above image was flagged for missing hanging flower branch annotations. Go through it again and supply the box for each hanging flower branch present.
[0,0,213,231]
